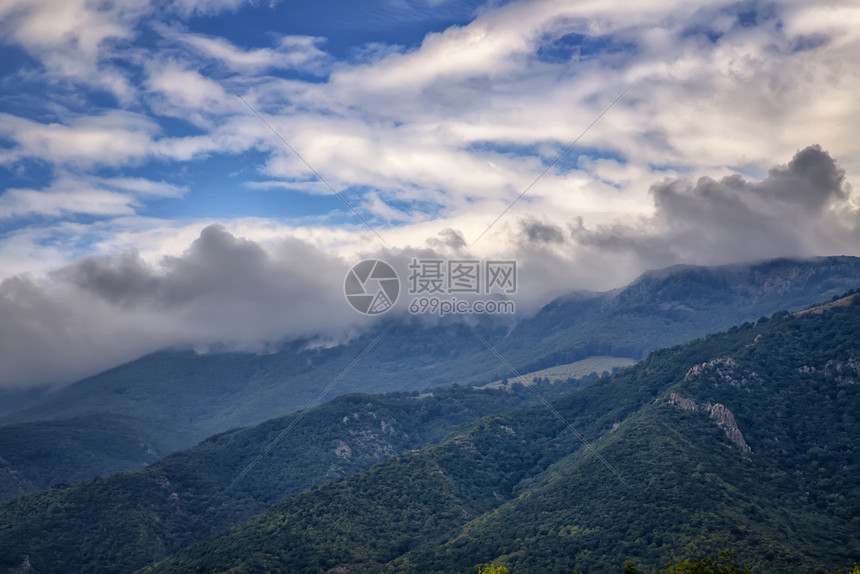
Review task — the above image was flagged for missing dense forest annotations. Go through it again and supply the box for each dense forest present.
[0,379,590,572]
[137,293,860,573]
[2,284,860,573]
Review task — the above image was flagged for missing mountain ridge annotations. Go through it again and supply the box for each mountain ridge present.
[2,256,860,503]
[142,292,860,573]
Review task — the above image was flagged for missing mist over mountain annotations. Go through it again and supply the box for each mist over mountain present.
[2,256,859,504]
[2,145,859,392]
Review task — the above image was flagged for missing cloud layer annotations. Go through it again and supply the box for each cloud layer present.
[2,1,860,387]
[0,225,356,388]
[1,145,858,388]
[2,0,859,244]
[569,144,859,270]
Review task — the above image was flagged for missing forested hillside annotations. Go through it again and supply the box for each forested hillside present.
[0,381,588,573]
[145,293,860,573]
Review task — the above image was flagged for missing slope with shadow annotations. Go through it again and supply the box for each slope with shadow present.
[0,388,48,419]
[145,294,860,573]
[3,256,859,501]
[0,381,590,574]
[0,415,163,501]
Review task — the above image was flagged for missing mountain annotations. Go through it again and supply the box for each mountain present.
[3,256,860,501]
[0,415,163,501]
[0,388,48,419]
[509,256,860,372]
[0,380,590,574]
[141,292,860,573]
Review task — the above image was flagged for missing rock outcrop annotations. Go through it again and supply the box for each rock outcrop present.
[684,357,762,391]
[667,393,752,453]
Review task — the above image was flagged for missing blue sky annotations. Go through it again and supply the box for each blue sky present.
[1,0,859,387]
[2,0,858,266]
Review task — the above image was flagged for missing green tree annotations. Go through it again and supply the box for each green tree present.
[478,564,508,574]
[659,551,751,574]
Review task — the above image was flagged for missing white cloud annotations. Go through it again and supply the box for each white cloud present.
[184,0,858,243]
[0,111,160,167]
[166,0,260,17]
[96,176,187,197]
[6,0,859,232]
[0,187,136,219]
[0,0,148,99]
[0,174,185,219]
[175,31,330,74]
[144,61,236,127]
[0,225,88,278]
[0,0,261,100]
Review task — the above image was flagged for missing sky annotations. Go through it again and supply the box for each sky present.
[1,0,860,388]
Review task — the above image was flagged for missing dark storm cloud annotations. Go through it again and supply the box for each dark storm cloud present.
[0,225,482,389]
[504,145,860,311]
[60,226,284,309]
[571,145,856,268]
[57,251,161,306]
[520,218,565,244]
[759,144,849,209]
[0,226,359,388]
[426,228,467,251]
